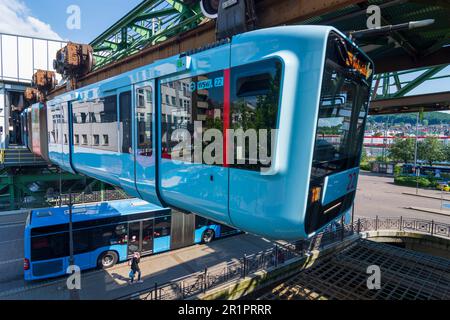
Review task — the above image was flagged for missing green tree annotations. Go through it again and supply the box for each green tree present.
[361,148,368,163]
[444,144,450,162]
[388,138,415,164]
[418,137,445,166]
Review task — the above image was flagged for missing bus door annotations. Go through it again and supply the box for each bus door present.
[157,45,232,226]
[128,220,154,255]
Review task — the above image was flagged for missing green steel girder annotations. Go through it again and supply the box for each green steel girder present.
[91,0,206,70]
[372,64,450,100]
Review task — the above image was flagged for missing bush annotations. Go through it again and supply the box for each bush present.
[394,176,432,188]
[394,164,402,177]
[360,162,371,171]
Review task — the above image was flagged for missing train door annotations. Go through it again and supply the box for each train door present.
[117,86,139,196]
[157,45,232,226]
[134,80,160,204]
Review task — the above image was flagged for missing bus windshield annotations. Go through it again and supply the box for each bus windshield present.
[311,33,372,180]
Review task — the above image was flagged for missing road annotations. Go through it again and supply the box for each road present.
[0,212,28,293]
[355,172,450,224]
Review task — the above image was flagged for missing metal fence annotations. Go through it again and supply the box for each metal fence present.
[119,216,450,300]
[0,33,66,83]
[48,190,131,206]
[0,189,131,211]
[356,216,450,238]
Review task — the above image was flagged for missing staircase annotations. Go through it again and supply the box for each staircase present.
[0,146,48,168]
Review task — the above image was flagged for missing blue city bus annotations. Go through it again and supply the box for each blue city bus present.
[24,199,238,281]
[402,164,450,178]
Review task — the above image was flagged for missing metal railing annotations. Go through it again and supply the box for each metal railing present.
[48,190,131,206]
[356,216,450,238]
[0,190,132,211]
[118,216,450,301]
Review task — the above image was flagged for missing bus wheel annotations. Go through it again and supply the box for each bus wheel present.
[98,251,118,269]
[202,229,215,244]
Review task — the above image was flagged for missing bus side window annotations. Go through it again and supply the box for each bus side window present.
[195,216,209,229]
[31,233,69,261]
[154,217,171,238]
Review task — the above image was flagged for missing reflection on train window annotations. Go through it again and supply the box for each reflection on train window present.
[136,86,153,157]
[72,95,118,152]
[74,135,79,145]
[103,135,109,146]
[311,36,371,180]
[230,59,282,171]
[119,91,132,154]
[93,134,100,146]
[160,71,225,164]
[82,135,88,145]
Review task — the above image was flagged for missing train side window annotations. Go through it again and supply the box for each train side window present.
[119,91,132,154]
[91,95,118,152]
[72,100,91,148]
[230,59,282,171]
[136,86,153,157]
[160,71,225,164]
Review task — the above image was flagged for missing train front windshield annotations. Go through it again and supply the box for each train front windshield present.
[305,32,373,235]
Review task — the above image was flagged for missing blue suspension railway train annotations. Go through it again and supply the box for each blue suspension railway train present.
[22,26,374,240]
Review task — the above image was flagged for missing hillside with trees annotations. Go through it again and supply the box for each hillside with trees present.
[368,112,450,126]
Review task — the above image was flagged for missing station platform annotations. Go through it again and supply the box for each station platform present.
[0,146,47,168]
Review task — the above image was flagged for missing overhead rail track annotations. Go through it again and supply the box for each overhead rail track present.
[47,0,373,97]
[47,0,450,113]
[90,0,207,70]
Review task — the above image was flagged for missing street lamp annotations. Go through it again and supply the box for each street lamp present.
[68,193,80,300]
[414,112,419,195]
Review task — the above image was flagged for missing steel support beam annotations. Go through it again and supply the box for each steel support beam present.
[369,91,450,115]
[50,0,366,97]
[374,47,450,74]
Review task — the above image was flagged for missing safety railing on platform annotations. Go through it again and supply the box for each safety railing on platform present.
[118,216,450,301]
[48,189,131,206]
[0,189,132,211]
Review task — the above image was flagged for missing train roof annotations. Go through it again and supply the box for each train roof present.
[27,198,168,229]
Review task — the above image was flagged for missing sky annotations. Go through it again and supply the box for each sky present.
[0,0,142,42]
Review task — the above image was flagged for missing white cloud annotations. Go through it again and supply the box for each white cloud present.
[0,0,62,40]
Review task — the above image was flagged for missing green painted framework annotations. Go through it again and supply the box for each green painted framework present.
[372,65,450,100]
[91,0,206,70]
[0,167,120,211]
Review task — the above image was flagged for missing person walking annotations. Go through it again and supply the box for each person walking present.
[129,252,143,284]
